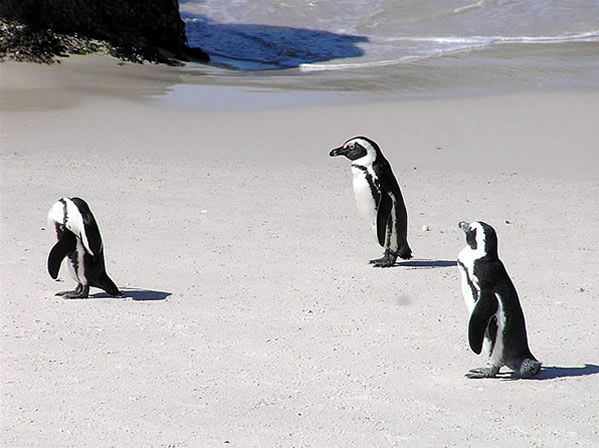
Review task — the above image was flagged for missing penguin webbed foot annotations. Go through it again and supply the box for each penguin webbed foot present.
[369,250,397,268]
[465,366,500,379]
[62,291,89,299]
[56,284,89,299]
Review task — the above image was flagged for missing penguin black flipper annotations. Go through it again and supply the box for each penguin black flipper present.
[376,192,393,247]
[374,158,400,195]
[47,231,77,279]
[373,157,412,259]
[468,289,499,354]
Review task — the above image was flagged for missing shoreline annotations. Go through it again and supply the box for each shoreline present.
[2,55,598,181]
[2,54,599,112]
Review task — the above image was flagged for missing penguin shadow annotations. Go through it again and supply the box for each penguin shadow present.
[488,364,599,381]
[120,288,171,301]
[534,364,599,381]
[397,259,457,269]
[78,288,171,301]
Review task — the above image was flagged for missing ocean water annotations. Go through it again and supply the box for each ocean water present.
[177,0,599,97]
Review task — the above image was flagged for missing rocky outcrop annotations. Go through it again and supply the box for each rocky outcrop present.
[0,0,209,63]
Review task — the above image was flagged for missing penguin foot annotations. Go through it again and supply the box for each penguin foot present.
[55,290,72,296]
[369,250,397,268]
[465,366,499,379]
[61,290,90,299]
[55,284,89,299]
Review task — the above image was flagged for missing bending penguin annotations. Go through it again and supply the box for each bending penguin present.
[457,220,541,378]
[47,197,121,298]
[330,136,412,267]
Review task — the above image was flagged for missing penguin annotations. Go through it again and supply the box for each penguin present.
[329,136,412,267]
[47,197,121,298]
[456,220,541,378]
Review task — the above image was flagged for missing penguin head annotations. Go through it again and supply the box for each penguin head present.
[329,136,380,164]
[458,221,498,259]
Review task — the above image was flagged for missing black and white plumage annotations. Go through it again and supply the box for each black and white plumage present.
[47,197,121,298]
[457,221,541,378]
[330,136,412,267]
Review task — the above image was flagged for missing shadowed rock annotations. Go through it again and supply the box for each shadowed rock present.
[0,0,209,63]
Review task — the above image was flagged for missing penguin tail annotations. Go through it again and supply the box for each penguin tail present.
[96,273,122,297]
[397,245,412,260]
[518,358,542,378]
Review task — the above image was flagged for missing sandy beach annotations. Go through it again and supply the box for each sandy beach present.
[1,56,598,447]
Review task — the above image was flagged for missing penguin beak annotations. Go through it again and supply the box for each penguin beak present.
[458,221,471,233]
[329,146,345,157]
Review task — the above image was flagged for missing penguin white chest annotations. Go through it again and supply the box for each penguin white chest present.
[458,247,479,313]
[66,238,86,284]
[488,295,507,364]
[351,165,378,234]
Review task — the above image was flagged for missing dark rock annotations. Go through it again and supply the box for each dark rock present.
[0,0,209,63]
[1,20,112,63]
[180,45,210,63]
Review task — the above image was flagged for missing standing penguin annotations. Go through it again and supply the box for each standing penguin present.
[47,197,121,298]
[330,136,412,267]
[457,220,541,378]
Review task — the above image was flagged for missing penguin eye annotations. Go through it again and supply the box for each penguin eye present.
[346,143,355,150]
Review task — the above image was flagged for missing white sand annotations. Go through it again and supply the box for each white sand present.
[1,56,598,447]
